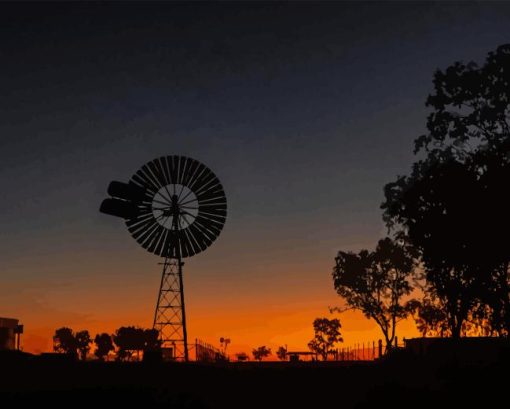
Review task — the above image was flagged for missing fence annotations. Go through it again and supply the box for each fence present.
[195,338,228,362]
[331,337,406,361]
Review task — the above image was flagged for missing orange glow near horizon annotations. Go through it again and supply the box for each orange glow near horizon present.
[18,284,421,357]
[3,227,421,358]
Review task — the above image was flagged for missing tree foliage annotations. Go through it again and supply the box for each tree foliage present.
[235,352,249,362]
[307,318,342,360]
[333,237,418,349]
[94,333,115,361]
[113,326,161,361]
[276,346,287,361]
[413,299,450,337]
[53,327,78,355]
[75,330,91,361]
[252,346,271,361]
[382,44,510,337]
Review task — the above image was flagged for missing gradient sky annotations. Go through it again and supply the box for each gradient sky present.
[1,2,510,355]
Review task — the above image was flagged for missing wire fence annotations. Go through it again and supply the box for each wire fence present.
[195,338,228,362]
[328,338,406,361]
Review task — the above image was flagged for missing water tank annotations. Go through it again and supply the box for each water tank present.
[0,317,19,350]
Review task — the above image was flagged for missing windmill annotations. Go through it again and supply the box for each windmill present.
[100,156,227,361]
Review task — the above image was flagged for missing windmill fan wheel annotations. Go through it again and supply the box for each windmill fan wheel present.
[125,156,227,258]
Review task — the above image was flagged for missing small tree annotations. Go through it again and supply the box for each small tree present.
[75,330,91,361]
[94,333,115,361]
[53,327,77,355]
[307,318,342,361]
[252,346,271,361]
[113,326,144,361]
[113,326,161,361]
[276,346,287,361]
[333,237,418,351]
[143,328,161,352]
[235,352,249,362]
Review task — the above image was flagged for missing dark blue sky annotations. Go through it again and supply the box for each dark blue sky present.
[1,2,509,352]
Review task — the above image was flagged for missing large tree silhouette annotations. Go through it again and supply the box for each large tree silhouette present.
[382,44,510,337]
[333,237,418,350]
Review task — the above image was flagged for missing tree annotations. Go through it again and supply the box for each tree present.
[413,299,450,337]
[252,346,271,361]
[113,326,161,361]
[382,44,510,337]
[75,330,91,361]
[113,326,145,361]
[53,327,77,355]
[307,318,342,360]
[235,352,249,362]
[276,346,287,361]
[333,237,418,350]
[143,328,161,352]
[94,333,115,361]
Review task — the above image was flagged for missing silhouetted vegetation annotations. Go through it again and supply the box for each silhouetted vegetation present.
[413,300,450,337]
[252,346,271,361]
[307,317,342,360]
[113,326,161,361]
[235,352,249,362]
[75,330,91,361]
[276,346,287,361]
[382,44,510,338]
[333,237,418,350]
[53,327,78,356]
[94,333,115,361]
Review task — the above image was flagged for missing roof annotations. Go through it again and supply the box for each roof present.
[0,317,19,329]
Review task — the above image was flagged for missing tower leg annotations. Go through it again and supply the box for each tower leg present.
[178,259,189,361]
[153,257,188,361]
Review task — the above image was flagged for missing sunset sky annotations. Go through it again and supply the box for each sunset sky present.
[1,2,510,356]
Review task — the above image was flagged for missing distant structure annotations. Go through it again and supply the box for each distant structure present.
[404,337,510,365]
[100,156,227,361]
[286,351,318,362]
[0,317,23,351]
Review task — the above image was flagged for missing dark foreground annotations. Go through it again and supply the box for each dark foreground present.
[1,352,508,408]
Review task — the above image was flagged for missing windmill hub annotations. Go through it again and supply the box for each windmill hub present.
[151,184,199,230]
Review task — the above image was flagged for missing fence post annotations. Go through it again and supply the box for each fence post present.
[372,341,375,360]
[395,336,398,348]
[378,339,383,358]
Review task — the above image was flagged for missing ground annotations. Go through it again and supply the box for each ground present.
[1,351,508,408]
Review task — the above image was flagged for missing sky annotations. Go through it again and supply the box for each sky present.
[1,1,510,356]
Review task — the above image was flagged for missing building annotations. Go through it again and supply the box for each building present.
[0,317,23,351]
